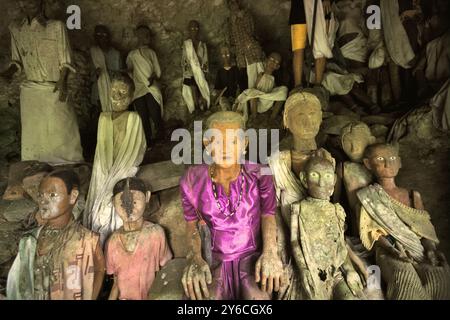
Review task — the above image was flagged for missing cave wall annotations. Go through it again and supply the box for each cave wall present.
[0,0,292,119]
[0,0,293,165]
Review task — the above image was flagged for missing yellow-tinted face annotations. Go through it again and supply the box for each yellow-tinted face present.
[206,122,246,168]
[342,129,375,162]
[111,80,132,112]
[266,53,281,73]
[287,104,322,140]
[303,161,336,200]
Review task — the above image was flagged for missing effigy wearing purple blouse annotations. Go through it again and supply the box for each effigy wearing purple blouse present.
[180,161,276,300]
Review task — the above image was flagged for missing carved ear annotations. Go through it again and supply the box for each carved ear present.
[300,171,308,189]
[70,189,79,205]
[398,156,402,169]
[146,191,152,203]
[203,138,211,149]
[363,158,371,171]
[369,135,377,145]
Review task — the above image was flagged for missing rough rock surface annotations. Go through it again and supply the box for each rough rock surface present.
[148,258,187,300]
[0,0,292,126]
[0,199,36,223]
[148,187,188,258]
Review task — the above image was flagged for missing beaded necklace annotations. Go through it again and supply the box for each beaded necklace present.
[209,165,244,220]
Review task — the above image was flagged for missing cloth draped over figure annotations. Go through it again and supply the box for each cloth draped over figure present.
[268,149,335,300]
[291,198,349,300]
[84,112,146,245]
[358,184,450,300]
[182,39,210,113]
[431,79,450,131]
[90,46,122,112]
[9,18,83,164]
[380,0,415,69]
[322,63,364,95]
[389,30,450,140]
[180,162,276,300]
[304,0,338,60]
[321,0,365,95]
[7,221,99,300]
[127,47,164,116]
[235,74,288,122]
[419,31,450,131]
[367,28,387,69]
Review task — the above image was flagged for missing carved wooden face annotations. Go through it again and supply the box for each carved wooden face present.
[301,160,336,200]
[220,47,232,65]
[265,53,281,74]
[113,190,149,223]
[363,145,401,179]
[94,26,111,48]
[136,27,151,46]
[286,103,322,140]
[228,0,240,11]
[111,80,132,112]
[341,128,376,162]
[19,0,41,18]
[188,21,200,39]
[204,122,247,168]
[37,177,77,221]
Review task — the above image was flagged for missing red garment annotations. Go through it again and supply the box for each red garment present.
[106,222,172,300]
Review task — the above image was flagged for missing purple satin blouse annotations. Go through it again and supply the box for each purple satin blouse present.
[180,162,276,261]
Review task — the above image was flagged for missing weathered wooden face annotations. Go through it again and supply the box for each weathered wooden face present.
[220,47,232,65]
[364,145,401,179]
[287,103,322,140]
[19,0,41,18]
[265,53,281,74]
[37,177,77,221]
[111,80,132,112]
[188,20,200,39]
[113,189,147,223]
[301,159,336,200]
[228,0,240,11]
[136,27,151,46]
[341,127,376,163]
[94,25,111,48]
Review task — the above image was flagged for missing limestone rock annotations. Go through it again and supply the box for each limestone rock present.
[137,161,186,193]
[321,115,358,136]
[3,161,55,201]
[148,187,188,258]
[0,199,37,223]
[370,124,389,142]
[148,258,187,300]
